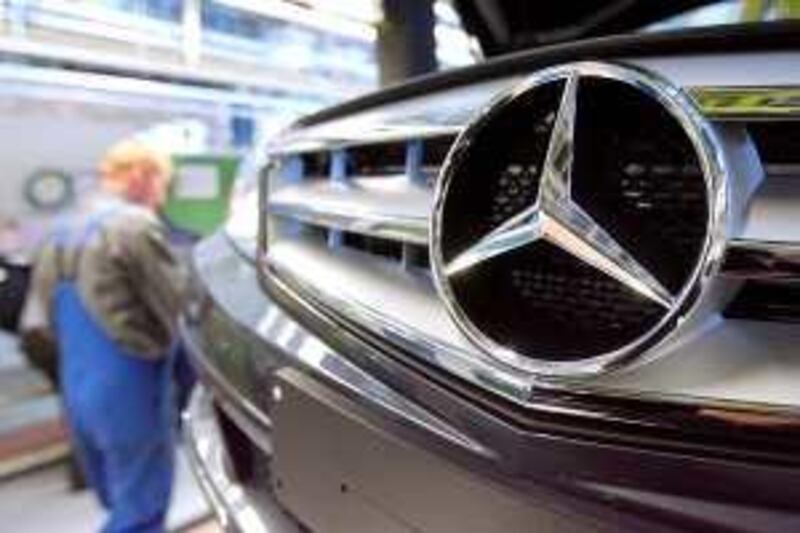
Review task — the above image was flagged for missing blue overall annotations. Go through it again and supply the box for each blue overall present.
[52,213,174,533]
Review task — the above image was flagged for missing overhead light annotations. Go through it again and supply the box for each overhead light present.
[434,1,460,26]
[303,0,382,25]
[214,0,379,41]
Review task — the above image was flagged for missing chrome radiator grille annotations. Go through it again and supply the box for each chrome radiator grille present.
[257,54,800,410]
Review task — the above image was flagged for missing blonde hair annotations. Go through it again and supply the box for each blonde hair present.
[99,140,173,191]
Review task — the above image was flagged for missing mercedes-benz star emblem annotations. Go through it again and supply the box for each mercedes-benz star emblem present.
[444,73,673,309]
[431,62,727,377]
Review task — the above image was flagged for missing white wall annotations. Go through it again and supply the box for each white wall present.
[0,94,207,261]
[0,97,169,218]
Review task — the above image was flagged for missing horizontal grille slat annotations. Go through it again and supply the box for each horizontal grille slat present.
[268,179,432,245]
[725,120,800,289]
[267,135,454,247]
[267,239,473,355]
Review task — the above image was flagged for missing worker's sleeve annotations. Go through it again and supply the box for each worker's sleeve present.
[123,219,187,349]
[18,243,60,384]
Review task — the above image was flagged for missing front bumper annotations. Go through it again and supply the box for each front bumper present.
[183,338,603,533]
[183,232,800,533]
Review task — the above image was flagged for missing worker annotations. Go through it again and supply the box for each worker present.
[20,140,185,532]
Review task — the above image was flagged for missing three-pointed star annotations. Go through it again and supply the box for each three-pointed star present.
[444,73,675,309]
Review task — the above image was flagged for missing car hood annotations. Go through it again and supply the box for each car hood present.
[453,0,716,55]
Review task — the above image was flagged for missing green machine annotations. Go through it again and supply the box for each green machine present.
[162,154,240,237]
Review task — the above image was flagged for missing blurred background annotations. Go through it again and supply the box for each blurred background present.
[0,0,478,263]
[0,2,475,531]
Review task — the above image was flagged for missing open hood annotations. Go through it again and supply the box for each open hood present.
[453,0,717,56]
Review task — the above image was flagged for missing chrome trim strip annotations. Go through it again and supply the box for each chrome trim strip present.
[271,124,463,155]
[722,239,800,281]
[267,82,800,157]
[184,386,301,533]
[690,86,800,120]
[268,180,431,245]
[179,317,274,435]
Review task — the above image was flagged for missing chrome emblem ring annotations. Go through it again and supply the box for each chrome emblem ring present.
[430,61,728,378]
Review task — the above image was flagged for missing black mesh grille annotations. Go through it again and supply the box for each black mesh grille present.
[440,82,559,260]
[423,135,459,187]
[342,231,403,261]
[489,162,540,227]
[725,281,800,323]
[748,121,800,179]
[300,151,330,178]
[748,121,800,168]
[288,136,456,186]
[438,76,709,361]
[346,142,407,177]
[452,243,663,358]
[572,78,708,295]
